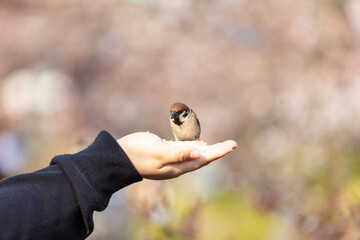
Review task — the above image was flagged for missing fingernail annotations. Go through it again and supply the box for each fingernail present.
[190,150,201,159]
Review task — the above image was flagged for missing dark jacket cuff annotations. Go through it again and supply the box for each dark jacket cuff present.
[50,130,142,233]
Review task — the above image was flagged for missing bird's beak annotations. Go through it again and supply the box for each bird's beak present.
[170,111,178,119]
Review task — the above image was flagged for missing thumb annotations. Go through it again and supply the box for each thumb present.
[161,145,201,164]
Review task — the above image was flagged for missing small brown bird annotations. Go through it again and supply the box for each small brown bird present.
[169,102,201,141]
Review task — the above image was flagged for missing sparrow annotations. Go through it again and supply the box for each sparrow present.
[169,102,201,141]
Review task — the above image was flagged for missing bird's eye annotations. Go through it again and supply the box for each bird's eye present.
[183,112,188,117]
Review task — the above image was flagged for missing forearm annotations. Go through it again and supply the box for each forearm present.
[0,130,142,240]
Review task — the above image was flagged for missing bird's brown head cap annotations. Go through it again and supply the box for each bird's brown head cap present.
[170,102,190,112]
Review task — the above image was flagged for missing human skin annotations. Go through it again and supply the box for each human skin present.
[118,132,237,180]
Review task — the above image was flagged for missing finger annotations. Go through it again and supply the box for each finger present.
[199,141,236,164]
[160,157,207,178]
[159,144,201,164]
[159,139,236,165]
[223,140,238,150]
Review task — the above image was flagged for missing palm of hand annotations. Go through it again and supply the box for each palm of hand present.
[118,132,236,180]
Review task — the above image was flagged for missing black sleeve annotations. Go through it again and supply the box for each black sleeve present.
[0,130,143,240]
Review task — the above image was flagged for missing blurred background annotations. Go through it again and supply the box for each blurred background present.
[1,0,360,239]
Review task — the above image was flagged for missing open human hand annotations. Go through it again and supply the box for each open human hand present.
[118,132,237,180]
